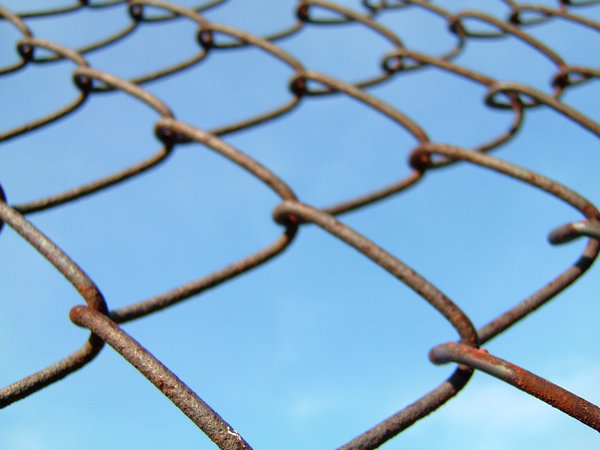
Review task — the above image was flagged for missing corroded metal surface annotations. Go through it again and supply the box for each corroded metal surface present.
[1,0,599,448]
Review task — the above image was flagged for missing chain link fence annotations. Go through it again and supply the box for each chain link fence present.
[1,0,600,448]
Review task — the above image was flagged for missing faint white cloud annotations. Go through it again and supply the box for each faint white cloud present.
[422,364,600,450]
[290,391,341,422]
[1,426,46,450]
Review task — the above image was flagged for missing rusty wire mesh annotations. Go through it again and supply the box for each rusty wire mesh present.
[1,0,600,448]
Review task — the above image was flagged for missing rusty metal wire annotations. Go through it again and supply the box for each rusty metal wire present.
[1,0,599,448]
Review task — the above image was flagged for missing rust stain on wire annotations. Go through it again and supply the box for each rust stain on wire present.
[430,342,600,431]
[70,305,253,449]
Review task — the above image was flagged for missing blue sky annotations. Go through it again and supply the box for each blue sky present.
[1,1,600,448]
